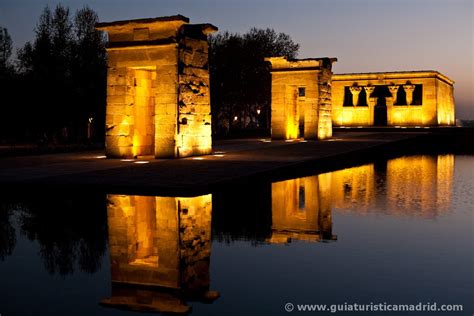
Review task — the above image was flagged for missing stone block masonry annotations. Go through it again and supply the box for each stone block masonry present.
[96,15,217,158]
[265,57,337,141]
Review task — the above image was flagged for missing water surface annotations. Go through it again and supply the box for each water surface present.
[0,154,472,315]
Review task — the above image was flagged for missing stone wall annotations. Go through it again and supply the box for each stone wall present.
[177,27,213,157]
[317,64,334,139]
[436,79,456,125]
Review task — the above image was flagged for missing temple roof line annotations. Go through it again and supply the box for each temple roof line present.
[96,14,190,28]
[333,70,454,85]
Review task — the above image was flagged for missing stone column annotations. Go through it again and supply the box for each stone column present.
[364,86,375,105]
[385,97,394,106]
[403,85,416,105]
[388,85,399,105]
[349,86,362,106]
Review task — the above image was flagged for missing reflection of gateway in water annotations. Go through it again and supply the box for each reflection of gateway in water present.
[269,174,337,243]
[101,194,219,314]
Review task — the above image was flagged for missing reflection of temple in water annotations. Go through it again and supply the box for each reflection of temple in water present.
[213,155,454,245]
[267,154,454,243]
[269,173,336,243]
[385,155,454,217]
[101,194,219,314]
[328,155,454,218]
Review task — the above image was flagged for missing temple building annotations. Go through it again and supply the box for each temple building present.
[96,15,217,158]
[331,71,455,127]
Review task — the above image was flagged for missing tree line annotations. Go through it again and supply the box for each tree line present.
[0,4,300,144]
[0,5,106,144]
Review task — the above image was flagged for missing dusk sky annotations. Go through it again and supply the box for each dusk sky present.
[1,0,472,118]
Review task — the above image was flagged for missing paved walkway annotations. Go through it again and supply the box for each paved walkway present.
[0,132,423,195]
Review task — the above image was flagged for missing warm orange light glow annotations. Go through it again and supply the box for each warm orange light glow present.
[332,72,455,127]
[386,155,454,216]
[101,17,215,159]
[266,57,336,141]
[104,193,215,313]
[269,175,335,243]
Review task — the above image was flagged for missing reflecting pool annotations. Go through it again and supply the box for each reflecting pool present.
[0,155,472,315]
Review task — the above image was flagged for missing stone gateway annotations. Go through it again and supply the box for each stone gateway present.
[96,15,217,158]
[265,57,337,140]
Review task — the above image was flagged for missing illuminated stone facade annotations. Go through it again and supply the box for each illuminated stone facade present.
[332,71,455,126]
[96,15,217,158]
[101,194,218,313]
[265,57,337,140]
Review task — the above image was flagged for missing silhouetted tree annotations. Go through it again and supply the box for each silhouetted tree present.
[72,6,107,142]
[15,4,106,143]
[209,28,299,135]
[0,26,19,140]
[17,193,108,276]
[0,26,13,74]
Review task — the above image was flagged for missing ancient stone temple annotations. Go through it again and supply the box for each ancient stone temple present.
[96,15,217,158]
[265,57,337,140]
[331,71,455,127]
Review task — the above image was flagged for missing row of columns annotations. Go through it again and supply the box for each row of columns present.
[349,84,416,106]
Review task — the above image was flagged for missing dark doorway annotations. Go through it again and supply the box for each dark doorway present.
[373,86,389,126]
[374,97,387,126]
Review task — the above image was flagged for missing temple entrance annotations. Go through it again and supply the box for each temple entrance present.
[374,97,387,126]
[128,67,156,156]
[298,90,305,137]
